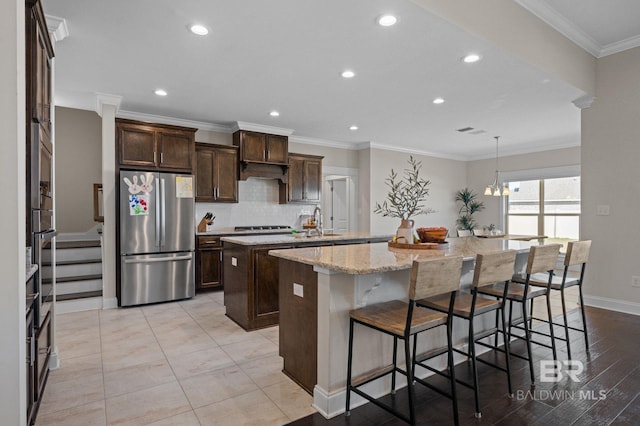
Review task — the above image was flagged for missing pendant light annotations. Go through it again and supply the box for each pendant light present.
[484,136,509,197]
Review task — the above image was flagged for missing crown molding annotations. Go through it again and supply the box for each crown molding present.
[45,15,69,42]
[467,137,580,161]
[600,34,640,57]
[514,0,601,57]
[288,135,361,150]
[361,142,468,161]
[116,110,231,132]
[231,121,294,136]
[95,93,122,117]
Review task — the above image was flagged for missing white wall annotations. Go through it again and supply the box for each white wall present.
[55,107,102,232]
[0,0,26,423]
[467,146,580,228]
[367,148,467,235]
[581,47,640,312]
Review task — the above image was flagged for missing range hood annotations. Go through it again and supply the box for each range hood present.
[232,122,293,183]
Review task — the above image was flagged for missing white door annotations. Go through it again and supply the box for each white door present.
[330,178,349,233]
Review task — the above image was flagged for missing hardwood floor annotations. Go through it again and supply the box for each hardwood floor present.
[288,306,640,425]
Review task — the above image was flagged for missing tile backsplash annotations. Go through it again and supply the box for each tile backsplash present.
[195,179,318,230]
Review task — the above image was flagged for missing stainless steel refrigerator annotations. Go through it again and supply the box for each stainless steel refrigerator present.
[119,171,195,306]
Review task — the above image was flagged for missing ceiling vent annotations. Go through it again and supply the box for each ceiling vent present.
[457,127,474,132]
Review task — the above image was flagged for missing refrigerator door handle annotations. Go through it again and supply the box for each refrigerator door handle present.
[155,175,161,247]
[123,254,193,264]
[160,178,166,246]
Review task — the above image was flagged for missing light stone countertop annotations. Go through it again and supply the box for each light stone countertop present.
[221,232,391,246]
[269,237,544,275]
[196,228,293,236]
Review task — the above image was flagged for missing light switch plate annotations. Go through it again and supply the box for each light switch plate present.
[231,257,237,267]
[632,276,640,288]
[596,205,610,216]
[293,283,304,297]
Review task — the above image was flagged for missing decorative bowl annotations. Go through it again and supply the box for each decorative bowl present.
[417,227,448,243]
[292,232,307,238]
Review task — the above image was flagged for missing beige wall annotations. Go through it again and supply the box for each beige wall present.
[467,146,580,228]
[55,107,102,233]
[195,129,232,145]
[289,142,359,170]
[368,148,467,235]
[582,47,640,310]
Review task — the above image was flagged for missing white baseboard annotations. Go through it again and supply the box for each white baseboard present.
[49,348,60,370]
[102,297,118,310]
[55,297,104,314]
[583,295,640,316]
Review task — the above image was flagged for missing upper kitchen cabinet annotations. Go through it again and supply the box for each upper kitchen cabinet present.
[26,0,54,138]
[116,119,196,173]
[234,130,289,182]
[280,153,323,204]
[195,143,238,203]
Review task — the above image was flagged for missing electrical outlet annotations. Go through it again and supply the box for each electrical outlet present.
[231,257,237,267]
[596,205,610,216]
[293,283,304,297]
[632,276,640,288]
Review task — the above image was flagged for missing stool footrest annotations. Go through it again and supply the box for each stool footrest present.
[351,364,396,388]
[414,345,449,364]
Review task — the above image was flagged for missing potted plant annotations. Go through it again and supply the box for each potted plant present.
[455,188,485,232]
[374,156,435,243]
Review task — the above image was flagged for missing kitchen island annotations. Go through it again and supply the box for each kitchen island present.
[221,233,390,331]
[270,237,546,418]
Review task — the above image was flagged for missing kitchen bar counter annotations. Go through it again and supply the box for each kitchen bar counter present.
[221,232,392,246]
[270,238,546,418]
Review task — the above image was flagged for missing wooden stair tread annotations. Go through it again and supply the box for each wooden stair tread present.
[57,291,103,301]
[54,240,101,249]
[43,274,102,284]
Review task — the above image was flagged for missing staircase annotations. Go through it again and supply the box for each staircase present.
[42,239,103,313]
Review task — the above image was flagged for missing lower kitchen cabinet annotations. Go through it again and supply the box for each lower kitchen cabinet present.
[196,236,223,290]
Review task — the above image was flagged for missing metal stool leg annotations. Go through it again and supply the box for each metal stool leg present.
[561,288,572,360]
[447,319,460,425]
[469,320,481,418]
[392,336,398,394]
[545,293,558,361]
[501,304,513,397]
[404,336,416,425]
[345,318,355,416]
[521,301,536,385]
[578,284,590,351]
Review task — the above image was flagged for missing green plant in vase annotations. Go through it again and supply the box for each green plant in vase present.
[374,156,435,243]
[455,188,485,232]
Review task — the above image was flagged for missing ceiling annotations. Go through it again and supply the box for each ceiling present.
[42,0,637,160]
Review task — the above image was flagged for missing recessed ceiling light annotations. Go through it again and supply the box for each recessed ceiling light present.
[154,89,168,96]
[269,110,280,117]
[341,70,355,79]
[349,125,359,131]
[462,53,481,63]
[433,97,445,105]
[377,15,397,27]
[190,24,209,36]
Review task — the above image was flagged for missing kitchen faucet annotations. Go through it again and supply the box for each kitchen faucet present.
[312,205,322,236]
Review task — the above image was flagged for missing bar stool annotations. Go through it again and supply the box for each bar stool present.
[345,256,464,425]
[520,240,591,359]
[478,243,562,384]
[417,250,517,418]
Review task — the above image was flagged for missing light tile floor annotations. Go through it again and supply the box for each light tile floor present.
[37,291,316,426]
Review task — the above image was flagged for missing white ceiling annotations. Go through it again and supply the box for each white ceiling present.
[41,0,636,160]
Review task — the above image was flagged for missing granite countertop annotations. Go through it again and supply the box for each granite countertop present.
[196,228,294,236]
[221,232,391,246]
[269,237,543,275]
[26,264,39,282]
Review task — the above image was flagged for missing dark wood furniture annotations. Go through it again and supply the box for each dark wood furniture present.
[233,130,289,182]
[195,143,238,203]
[279,153,323,204]
[116,118,196,173]
[196,236,223,290]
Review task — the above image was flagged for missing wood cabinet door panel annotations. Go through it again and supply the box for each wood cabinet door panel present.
[197,249,222,289]
[304,159,322,202]
[195,148,214,202]
[214,148,238,202]
[119,126,157,167]
[288,157,304,202]
[266,135,288,164]
[242,132,267,162]
[158,131,193,171]
[254,248,286,317]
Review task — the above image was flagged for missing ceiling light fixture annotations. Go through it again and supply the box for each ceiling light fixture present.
[463,53,481,64]
[154,89,168,96]
[432,97,445,104]
[269,110,280,117]
[377,15,397,27]
[484,136,509,197]
[190,24,209,36]
[349,125,358,131]
[341,70,355,78]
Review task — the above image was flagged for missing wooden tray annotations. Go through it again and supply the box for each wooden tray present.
[388,241,449,250]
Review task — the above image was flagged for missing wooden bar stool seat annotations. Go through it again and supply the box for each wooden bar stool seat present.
[345,256,464,425]
[480,282,548,301]
[417,250,517,418]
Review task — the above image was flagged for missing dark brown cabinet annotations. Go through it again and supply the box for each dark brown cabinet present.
[279,153,323,203]
[196,236,223,290]
[116,119,196,173]
[195,143,238,203]
[253,247,288,319]
[234,131,288,164]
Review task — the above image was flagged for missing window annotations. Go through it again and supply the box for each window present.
[506,176,580,249]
